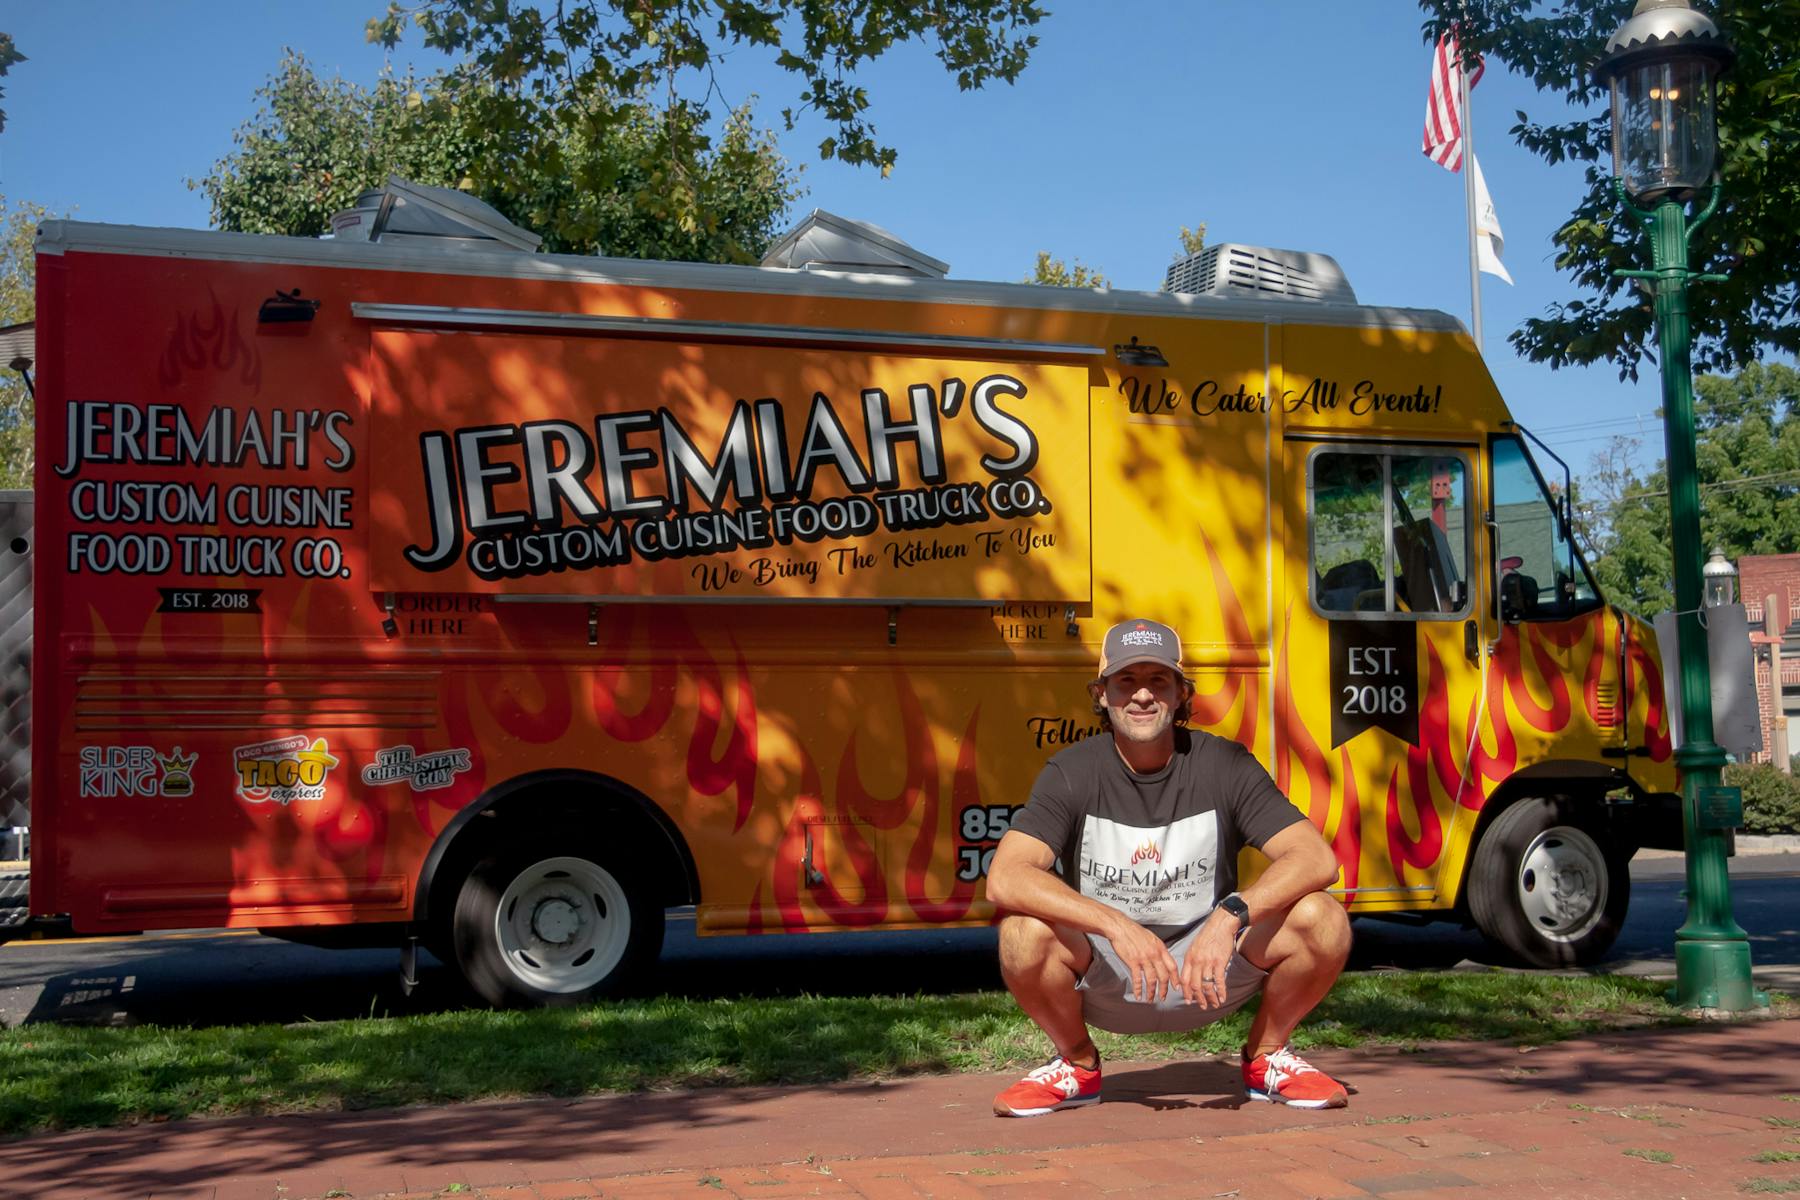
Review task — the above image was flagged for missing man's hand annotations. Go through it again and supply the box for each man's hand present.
[1104,913,1180,1002]
[1180,908,1240,1008]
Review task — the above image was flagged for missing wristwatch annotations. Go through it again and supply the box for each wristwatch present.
[1217,892,1251,933]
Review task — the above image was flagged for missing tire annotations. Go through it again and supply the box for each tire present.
[1467,797,1630,968]
[450,836,664,1007]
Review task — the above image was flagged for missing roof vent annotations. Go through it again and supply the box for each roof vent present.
[761,209,948,278]
[329,178,542,253]
[1164,244,1356,305]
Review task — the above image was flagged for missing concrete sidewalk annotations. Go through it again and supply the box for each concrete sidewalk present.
[2,1019,1796,1200]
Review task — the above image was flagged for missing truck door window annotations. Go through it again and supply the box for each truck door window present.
[1310,447,1469,619]
[1491,435,1601,621]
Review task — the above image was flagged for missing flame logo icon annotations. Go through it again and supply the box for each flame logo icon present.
[1129,840,1161,866]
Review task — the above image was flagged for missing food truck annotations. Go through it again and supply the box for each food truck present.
[23,182,1680,1005]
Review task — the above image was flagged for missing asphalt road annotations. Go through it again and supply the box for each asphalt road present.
[0,853,1794,1030]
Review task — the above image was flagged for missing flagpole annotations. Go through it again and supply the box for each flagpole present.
[1459,49,1484,350]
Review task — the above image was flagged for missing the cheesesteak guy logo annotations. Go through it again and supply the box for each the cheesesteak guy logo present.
[401,374,1052,583]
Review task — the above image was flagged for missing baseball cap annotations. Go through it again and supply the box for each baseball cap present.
[1098,618,1183,678]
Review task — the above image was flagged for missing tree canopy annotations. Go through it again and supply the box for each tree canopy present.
[0,197,47,488]
[1577,362,1800,612]
[0,33,21,134]
[1418,0,1799,379]
[194,53,801,262]
[1024,252,1108,289]
[1024,224,1207,290]
[367,0,1043,243]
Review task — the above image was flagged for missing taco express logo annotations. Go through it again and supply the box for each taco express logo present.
[233,735,340,805]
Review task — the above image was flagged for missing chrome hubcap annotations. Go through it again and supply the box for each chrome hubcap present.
[494,856,631,993]
[1516,825,1608,943]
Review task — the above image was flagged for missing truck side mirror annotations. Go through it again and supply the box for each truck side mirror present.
[1500,571,1538,623]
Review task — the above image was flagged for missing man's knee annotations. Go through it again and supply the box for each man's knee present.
[998,913,1087,983]
[1289,890,1352,959]
[998,913,1060,973]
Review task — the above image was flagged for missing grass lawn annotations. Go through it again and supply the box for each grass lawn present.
[0,970,1790,1137]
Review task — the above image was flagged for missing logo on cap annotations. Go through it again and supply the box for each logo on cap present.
[1099,618,1183,677]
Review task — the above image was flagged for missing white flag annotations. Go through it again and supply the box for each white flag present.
[1471,154,1513,285]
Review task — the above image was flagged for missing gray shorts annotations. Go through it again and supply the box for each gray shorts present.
[1076,923,1268,1034]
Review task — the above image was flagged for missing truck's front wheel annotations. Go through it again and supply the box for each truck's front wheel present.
[451,837,663,1006]
[1467,797,1630,968]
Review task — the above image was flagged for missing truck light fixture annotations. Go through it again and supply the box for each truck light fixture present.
[1113,336,1168,367]
[259,288,321,324]
[7,356,30,399]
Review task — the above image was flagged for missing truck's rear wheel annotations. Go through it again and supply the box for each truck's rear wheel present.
[451,837,663,1006]
[1467,797,1629,968]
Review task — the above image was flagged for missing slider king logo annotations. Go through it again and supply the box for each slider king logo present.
[234,736,340,806]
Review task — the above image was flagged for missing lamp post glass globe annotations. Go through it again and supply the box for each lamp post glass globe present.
[1594,0,1735,202]
[1702,548,1737,608]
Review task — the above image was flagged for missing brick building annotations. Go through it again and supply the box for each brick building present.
[1740,552,1800,769]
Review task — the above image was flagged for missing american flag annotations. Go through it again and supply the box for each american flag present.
[1423,32,1484,173]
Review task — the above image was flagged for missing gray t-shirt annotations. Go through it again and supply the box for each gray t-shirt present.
[1009,728,1308,941]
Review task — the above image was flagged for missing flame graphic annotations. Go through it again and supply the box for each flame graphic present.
[157,290,261,390]
[1387,647,1451,871]
[1129,840,1162,866]
[1495,625,1571,734]
[771,750,886,930]
[836,668,935,831]
[763,667,989,931]
[1273,601,1332,816]
[1624,620,1673,762]
[905,707,982,922]
[1188,531,1259,749]
[1331,748,1360,899]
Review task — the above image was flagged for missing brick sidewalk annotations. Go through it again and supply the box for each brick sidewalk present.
[2,1020,1795,1200]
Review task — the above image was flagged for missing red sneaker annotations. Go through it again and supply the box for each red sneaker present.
[993,1055,1103,1117]
[1243,1046,1348,1108]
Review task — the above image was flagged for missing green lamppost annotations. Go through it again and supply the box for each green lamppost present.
[1594,0,1764,1012]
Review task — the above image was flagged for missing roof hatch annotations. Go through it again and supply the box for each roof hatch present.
[760,209,948,278]
[329,178,542,253]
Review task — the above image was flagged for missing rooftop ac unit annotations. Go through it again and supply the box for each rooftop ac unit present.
[1164,244,1356,305]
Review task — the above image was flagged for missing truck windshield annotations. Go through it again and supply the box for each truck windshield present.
[1491,434,1601,621]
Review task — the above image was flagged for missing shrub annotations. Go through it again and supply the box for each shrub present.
[1722,763,1800,835]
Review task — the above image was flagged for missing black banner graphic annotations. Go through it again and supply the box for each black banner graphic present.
[1328,621,1419,748]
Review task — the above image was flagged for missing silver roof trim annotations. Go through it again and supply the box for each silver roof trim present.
[352,302,1103,358]
[38,220,1469,335]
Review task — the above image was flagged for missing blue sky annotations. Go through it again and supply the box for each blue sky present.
[4,2,1672,475]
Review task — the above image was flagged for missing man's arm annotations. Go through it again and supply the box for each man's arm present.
[1182,820,1339,1007]
[987,828,1182,1002]
[1236,821,1340,922]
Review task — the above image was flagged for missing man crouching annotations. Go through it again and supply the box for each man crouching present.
[986,618,1352,1116]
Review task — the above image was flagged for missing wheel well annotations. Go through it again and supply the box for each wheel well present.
[1453,768,1634,914]
[415,769,700,927]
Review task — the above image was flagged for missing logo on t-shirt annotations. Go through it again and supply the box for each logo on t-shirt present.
[1078,812,1217,928]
